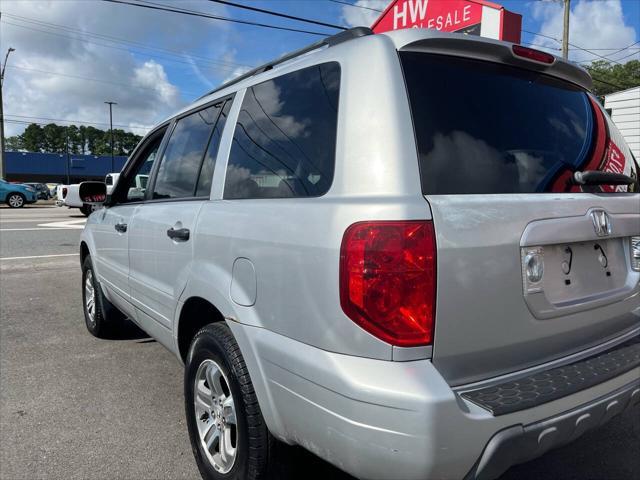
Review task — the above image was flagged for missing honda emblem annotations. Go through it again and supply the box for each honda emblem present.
[591,210,612,237]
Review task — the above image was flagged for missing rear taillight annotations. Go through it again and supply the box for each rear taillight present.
[512,45,555,65]
[339,220,436,347]
[62,187,68,198]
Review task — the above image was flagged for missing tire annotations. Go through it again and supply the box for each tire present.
[185,323,272,480]
[81,255,125,338]
[7,193,25,208]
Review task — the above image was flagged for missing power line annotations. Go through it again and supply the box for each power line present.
[2,12,253,70]
[1,20,248,73]
[602,49,640,63]
[327,0,383,13]
[208,0,347,30]
[589,76,625,90]
[522,29,633,65]
[5,114,150,131]
[101,0,332,36]
[5,65,201,97]
[522,31,639,53]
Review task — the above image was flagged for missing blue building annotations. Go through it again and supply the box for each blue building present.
[5,151,128,183]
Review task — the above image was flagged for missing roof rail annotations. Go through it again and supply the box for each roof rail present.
[198,27,373,100]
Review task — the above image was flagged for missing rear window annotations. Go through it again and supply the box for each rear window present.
[401,52,598,195]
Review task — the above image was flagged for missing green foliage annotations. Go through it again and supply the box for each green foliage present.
[586,60,640,98]
[5,123,143,156]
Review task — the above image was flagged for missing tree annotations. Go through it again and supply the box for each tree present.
[43,124,67,153]
[66,125,82,154]
[3,122,142,155]
[21,124,45,152]
[84,126,110,155]
[586,60,640,98]
[5,135,24,151]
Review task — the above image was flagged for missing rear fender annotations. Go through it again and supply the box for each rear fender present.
[175,262,288,441]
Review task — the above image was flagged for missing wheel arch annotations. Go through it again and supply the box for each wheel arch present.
[80,241,90,266]
[176,296,225,362]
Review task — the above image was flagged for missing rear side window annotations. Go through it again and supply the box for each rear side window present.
[153,104,221,199]
[401,52,598,194]
[196,100,232,197]
[223,62,340,199]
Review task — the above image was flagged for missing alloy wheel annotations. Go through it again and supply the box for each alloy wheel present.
[84,270,96,326]
[194,359,238,474]
[8,194,24,208]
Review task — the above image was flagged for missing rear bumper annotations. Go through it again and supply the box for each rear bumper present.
[229,322,640,480]
[465,380,640,480]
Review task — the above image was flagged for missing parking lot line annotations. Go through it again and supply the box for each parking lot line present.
[0,253,79,261]
[0,227,83,232]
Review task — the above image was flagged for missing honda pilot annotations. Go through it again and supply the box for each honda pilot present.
[79,27,640,480]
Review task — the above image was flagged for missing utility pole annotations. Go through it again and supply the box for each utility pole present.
[65,127,70,185]
[104,101,117,172]
[0,43,16,180]
[562,0,570,60]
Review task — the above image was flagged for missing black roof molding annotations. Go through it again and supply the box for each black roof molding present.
[198,27,373,100]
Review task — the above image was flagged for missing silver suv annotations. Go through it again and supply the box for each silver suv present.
[79,27,640,480]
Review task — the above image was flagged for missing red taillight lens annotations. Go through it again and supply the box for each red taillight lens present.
[339,220,436,347]
[62,187,68,198]
[512,45,555,65]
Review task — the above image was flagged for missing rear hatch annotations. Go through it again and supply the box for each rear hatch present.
[400,50,640,386]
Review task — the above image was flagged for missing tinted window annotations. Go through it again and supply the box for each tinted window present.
[223,62,340,199]
[196,99,232,197]
[119,132,164,203]
[153,105,219,199]
[401,52,598,194]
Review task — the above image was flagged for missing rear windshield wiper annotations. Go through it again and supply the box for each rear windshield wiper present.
[572,170,637,187]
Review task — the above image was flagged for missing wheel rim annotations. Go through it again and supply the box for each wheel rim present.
[9,194,23,207]
[84,270,96,326]
[194,359,238,474]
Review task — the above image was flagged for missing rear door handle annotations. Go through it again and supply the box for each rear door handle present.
[167,227,190,241]
[115,223,127,233]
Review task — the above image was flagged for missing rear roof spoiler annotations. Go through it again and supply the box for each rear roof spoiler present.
[385,29,592,91]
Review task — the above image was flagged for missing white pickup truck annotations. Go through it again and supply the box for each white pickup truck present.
[55,183,95,216]
[57,173,147,215]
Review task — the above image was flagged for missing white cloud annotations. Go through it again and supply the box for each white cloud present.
[341,0,388,28]
[133,60,180,104]
[530,0,638,64]
[222,66,252,84]
[0,0,238,137]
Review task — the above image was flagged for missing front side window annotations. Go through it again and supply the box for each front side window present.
[223,62,340,199]
[153,105,221,199]
[118,131,164,203]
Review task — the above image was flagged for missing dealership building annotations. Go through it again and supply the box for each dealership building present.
[4,151,127,184]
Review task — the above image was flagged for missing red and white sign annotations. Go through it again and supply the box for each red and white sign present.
[371,0,522,44]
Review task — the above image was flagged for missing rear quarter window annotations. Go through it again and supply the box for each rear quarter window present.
[223,62,340,199]
[401,52,601,195]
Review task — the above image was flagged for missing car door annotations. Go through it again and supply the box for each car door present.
[128,98,233,345]
[91,128,167,319]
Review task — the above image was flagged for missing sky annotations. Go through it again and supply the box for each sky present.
[1,0,639,138]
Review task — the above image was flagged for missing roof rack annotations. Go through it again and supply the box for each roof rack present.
[198,27,373,100]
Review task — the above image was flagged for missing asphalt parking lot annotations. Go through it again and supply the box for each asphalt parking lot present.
[1,205,638,480]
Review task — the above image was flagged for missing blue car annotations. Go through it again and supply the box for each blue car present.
[0,179,38,208]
